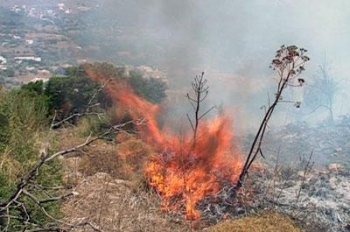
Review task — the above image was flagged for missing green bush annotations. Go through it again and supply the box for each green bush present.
[1,90,48,164]
[77,114,111,137]
[42,63,167,128]
[45,75,111,120]
[0,89,63,230]
[21,80,45,95]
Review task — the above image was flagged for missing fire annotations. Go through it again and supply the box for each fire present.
[85,65,243,220]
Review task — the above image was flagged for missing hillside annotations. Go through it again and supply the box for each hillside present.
[1,2,350,232]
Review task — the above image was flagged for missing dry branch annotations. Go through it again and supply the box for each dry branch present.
[186,72,215,143]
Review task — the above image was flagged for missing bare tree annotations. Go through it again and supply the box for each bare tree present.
[305,62,338,123]
[186,72,215,144]
[235,45,310,191]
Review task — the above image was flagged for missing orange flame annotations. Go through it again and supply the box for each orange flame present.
[85,65,243,220]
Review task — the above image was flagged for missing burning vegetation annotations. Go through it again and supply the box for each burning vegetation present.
[82,45,310,221]
[85,65,243,220]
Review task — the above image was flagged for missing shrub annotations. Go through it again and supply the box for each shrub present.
[209,212,302,232]
[21,80,45,95]
[45,75,110,119]
[0,89,63,230]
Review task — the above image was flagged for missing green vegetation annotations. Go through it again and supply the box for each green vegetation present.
[45,75,108,118]
[128,70,167,104]
[20,63,167,126]
[0,62,167,230]
[0,88,63,230]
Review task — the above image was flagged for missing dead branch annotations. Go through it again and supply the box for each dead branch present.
[51,112,103,129]
[296,151,314,202]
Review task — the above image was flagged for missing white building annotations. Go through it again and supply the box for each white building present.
[14,56,41,62]
[0,56,7,65]
[58,3,65,11]
[26,39,34,45]
[0,56,7,70]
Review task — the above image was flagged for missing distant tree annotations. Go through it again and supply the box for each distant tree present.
[44,75,110,121]
[89,63,168,104]
[65,65,88,78]
[20,63,167,126]
[1,68,15,77]
[21,80,45,95]
[128,70,167,104]
[304,62,338,123]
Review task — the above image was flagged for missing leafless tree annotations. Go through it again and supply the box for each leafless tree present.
[305,62,338,123]
[235,45,310,191]
[186,72,215,144]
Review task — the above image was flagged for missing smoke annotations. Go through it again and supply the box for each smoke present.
[4,0,350,129]
[71,0,350,130]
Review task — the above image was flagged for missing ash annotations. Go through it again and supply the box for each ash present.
[199,119,350,231]
[198,168,349,231]
[256,168,350,232]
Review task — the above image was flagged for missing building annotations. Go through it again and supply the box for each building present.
[14,56,42,62]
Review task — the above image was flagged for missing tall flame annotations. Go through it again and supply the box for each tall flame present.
[85,65,243,220]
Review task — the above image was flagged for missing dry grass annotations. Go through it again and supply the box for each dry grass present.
[62,139,122,187]
[78,140,121,177]
[208,212,302,232]
[61,127,155,187]
[60,125,191,231]
[0,149,23,181]
[59,124,304,232]
[116,134,156,188]
[62,172,191,232]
